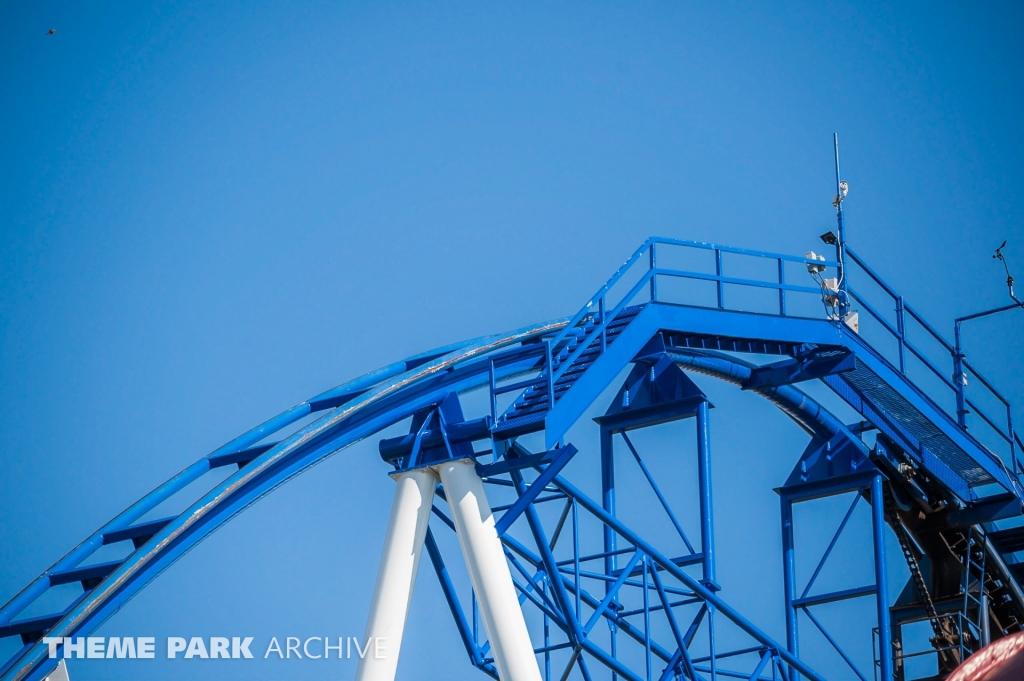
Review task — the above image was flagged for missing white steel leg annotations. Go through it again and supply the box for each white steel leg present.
[355,467,438,681]
[438,458,542,681]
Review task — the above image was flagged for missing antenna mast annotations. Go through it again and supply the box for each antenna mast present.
[833,133,850,318]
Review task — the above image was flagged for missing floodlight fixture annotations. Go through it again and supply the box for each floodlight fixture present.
[820,231,838,245]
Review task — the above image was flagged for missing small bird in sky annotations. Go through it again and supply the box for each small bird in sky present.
[47,29,55,35]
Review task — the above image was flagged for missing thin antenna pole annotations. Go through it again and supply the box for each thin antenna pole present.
[833,133,849,317]
[834,133,842,198]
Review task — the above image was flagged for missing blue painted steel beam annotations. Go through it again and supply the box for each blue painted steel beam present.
[549,473,827,681]
[791,585,877,608]
[741,351,855,390]
[493,445,578,537]
[781,498,798,681]
[379,416,492,462]
[423,529,491,674]
[696,400,716,589]
[870,474,893,681]
[1,318,569,681]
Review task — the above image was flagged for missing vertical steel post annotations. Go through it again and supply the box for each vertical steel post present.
[573,500,581,619]
[439,459,543,681]
[715,250,725,309]
[600,425,618,672]
[697,401,716,586]
[953,322,968,429]
[1008,406,1017,475]
[780,497,799,681]
[599,297,607,353]
[895,296,906,374]
[778,258,787,316]
[546,340,556,411]
[708,606,717,681]
[356,468,438,681]
[649,243,658,302]
[981,591,991,648]
[871,475,893,681]
[643,555,652,681]
[543,581,550,681]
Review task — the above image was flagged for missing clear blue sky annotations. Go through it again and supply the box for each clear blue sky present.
[2,2,1023,680]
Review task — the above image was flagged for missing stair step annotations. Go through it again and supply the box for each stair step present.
[509,392,571,418]
[492,411,547,438]
[552,347,601,373]
[519,377,584,406]
[494,303,647,430]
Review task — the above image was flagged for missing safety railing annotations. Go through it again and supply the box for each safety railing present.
[486,237,1019,477]
[845,248,1019,475]
[542,237,842,387]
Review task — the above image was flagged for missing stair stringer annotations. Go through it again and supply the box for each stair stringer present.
[837,331,1017,494]
[544,304,661,448]
[543,303,846,448]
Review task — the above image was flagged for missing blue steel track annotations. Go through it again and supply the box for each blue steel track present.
[2,237,1022,681]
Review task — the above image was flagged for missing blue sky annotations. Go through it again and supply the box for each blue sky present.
[2,2,1023,680]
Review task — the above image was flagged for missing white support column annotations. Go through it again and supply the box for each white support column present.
[355,467,438,681]
[438,458,542,681]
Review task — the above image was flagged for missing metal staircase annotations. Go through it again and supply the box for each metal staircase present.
[492,304,645,438]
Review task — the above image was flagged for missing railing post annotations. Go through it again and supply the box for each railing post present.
[778,258,786,316]
[895,296,907,374]
[1008,405,1017,476]
[488,359,497,423]
[715,249,724,309]
[953,322,968,429]
[649,243,658,303]
[546,340,555,410]
[599,297,607,353]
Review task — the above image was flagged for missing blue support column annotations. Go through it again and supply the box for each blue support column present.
[600,425,619,672]
[871,475,893,680]
[697,398,718,680]
[697,400,716,587]
[781,498,799,681]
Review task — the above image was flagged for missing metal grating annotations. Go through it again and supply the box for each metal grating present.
[841,360,994,485]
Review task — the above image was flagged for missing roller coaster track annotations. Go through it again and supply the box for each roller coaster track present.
[2,236,1022,681]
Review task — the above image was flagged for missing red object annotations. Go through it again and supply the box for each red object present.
[948,631,1024,681]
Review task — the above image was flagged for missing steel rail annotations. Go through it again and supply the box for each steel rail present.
[1,318,570,681]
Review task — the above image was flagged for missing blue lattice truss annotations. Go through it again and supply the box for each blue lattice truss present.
[2,237,1023,681]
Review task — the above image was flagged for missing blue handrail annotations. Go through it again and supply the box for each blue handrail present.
[500,238,841,418]
[500,238,1017,474]
[845,247,1017,469]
